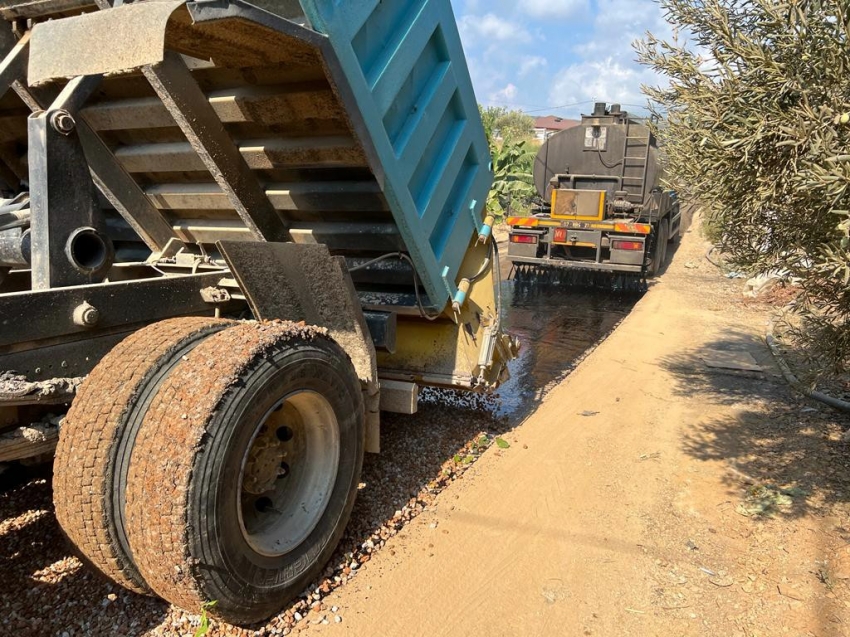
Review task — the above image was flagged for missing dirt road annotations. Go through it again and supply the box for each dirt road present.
[1,216,847,637]
[300,220,850,637]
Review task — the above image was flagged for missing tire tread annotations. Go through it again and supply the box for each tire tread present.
[54,317,232,593]
[124,321,341,611]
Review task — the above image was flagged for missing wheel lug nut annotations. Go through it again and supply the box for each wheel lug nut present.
[278,461,290,478]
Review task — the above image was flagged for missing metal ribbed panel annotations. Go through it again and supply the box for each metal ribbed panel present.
[0,0,98,20]
[0,0,492,309]
[299,0,493,307]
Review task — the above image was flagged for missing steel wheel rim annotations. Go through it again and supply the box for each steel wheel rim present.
[238,390,340,557]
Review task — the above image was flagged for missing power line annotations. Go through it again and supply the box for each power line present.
[521,100,596,114]
[522,101,663,116]
[479,98,558,110]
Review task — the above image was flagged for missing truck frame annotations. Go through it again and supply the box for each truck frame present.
[0,0,517,623]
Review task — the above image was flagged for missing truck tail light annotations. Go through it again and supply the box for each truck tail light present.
[510,234,538,245]
[553,228,567,243]
[611,240,644,251]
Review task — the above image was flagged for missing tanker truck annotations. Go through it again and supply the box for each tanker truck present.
[507,103,681,285]
[0,0,517,624]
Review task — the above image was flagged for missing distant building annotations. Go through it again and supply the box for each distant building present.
[533,115,579,141]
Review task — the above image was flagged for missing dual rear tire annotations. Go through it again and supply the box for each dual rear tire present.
[647,218,670,277]
[54,319,365,624]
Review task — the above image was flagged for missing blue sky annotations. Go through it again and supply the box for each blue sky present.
[449,0,673,120]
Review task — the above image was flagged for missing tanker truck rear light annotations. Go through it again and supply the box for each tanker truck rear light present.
[510,234,538,245]
[613,222,652,234]
[611,239,644,251]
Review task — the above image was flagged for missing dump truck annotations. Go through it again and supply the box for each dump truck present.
[0,0,517,624]
[507,103,681,286]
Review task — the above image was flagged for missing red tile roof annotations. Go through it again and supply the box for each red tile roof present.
[534,116,580,131]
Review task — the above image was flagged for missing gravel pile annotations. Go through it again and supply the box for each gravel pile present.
[0,392,513,636]
[0,473,168,636]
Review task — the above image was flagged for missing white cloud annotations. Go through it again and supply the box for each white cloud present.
[452,0,671,116]
[491,83,519,102]
[546,0,672,114]
[547,58,658,111]
[458,13,531,44]
[519,55,547,76]
[518,0,589,19]
[574,0,670,63]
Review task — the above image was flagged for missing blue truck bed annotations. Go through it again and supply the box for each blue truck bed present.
[301,0,494,308]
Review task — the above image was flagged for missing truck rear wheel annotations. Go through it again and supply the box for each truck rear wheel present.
[124,322,365,624]
[648,218,669,277]
[53,317,233,593]
[668,219,680,244]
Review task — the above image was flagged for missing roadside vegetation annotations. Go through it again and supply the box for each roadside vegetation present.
[479,105,537,219]
[638,0,850,373]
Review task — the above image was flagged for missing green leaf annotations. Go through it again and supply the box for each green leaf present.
[194,601,218,637]
[495,437,510,449]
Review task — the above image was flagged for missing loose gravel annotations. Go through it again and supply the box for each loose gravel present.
[0,257,618,636]
[0,392,513,637]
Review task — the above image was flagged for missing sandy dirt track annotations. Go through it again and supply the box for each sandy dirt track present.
[299,218,849,637]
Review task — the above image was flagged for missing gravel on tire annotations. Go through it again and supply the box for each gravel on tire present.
[124,321,335,615]
[53,317,233,595]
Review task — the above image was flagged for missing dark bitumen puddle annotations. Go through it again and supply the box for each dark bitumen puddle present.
[493,278,640,421]
[418,277,640,423]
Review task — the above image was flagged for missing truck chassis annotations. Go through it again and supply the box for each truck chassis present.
[0,0,516,623]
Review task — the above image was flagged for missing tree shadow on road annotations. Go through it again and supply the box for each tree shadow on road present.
[661,330,850,521]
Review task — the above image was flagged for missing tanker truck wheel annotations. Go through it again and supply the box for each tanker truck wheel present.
[647,218,669,277]
[53,317,234,594]
[668,218,680,244]
[124,322,365,624]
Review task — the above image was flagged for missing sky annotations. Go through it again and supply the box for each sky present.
[449,0,673,121]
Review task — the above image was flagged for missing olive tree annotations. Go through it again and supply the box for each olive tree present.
[637,0,850,370]
[479,106,536,142]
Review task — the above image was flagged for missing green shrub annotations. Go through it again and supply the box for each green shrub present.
[638,0,850,371]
